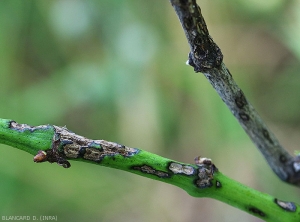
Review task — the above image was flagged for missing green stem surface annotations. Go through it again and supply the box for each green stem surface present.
[0,118,299,221]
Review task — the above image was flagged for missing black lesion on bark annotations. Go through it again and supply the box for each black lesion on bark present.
[47,132,71,168]
[239,112,250,121]
[33,134,71,168]
[183,16,193,29]
[235,90,248,109]
[216,180,222,188]
[78,146,87,157]
[172,0,223,72]
[248,206,266,218]
[179,0,188,4]
[194,156,217,189]
[279,154,287,163]
[33,143,71,168]
[262,128,274,145]
[131,165,170,178]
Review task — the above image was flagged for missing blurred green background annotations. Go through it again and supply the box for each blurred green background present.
[1,0,300,221]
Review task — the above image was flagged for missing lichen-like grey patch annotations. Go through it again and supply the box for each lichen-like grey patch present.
[216,180,222,188]
[275,198,297,212]
[64,143,81,158]
[84,147,103,161]
[169,162,195,175]
[248,206,266,217]
[132,165,170,178]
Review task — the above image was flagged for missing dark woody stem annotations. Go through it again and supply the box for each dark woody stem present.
[169,0,300,186]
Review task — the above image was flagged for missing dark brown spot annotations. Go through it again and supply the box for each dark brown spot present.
[248,207,266,217]
[84,148,102,161]
[262,129,273,144]
[193,36,203,46]
[279,154,287,163]
[42,148,71,168]
[194,178,213,189]
[79,146,87,156]
[239,112,250,121]
[184,16,193,29]
[132,165,170,178]
[275,198,297,212]
[57,158,71,168]
[235,90,247,109]
[179,0,188,5]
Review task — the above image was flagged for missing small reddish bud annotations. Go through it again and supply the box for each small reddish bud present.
[33,150,47,163]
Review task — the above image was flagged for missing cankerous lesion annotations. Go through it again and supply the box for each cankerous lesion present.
[33,125,139,168]
[172,0,223,72]
[33,133,71,168]
[194,156,217,188]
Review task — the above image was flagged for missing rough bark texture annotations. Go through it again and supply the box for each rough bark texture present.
[170,0,300,186]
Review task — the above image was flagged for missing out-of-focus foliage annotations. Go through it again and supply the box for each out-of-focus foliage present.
[0,0,300,221]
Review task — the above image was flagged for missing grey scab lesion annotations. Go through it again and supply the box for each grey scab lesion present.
[83,147,103,161]
[274,198,297,212]
[93,140,139,157]
[169,162,195,175]
[63,144,82,159]
[52,125,140,164]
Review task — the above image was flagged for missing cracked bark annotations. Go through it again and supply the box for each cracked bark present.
[169,0,300,186]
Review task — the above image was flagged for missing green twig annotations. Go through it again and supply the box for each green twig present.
[0,118,299,221]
